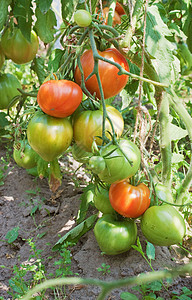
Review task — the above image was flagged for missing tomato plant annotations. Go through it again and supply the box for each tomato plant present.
[13,140,38,169]
[74,48,129,99]
[27,112,73,162]
[0,73,21,109]
[94,214,137,255]
[93,185,114,214]
[73,105,124,151]
[109,181,150,218]
[140,204,186,246]
[1,28,39,64]
[74,9,92,27]
[97,138,141,184]
[37,79,83,118]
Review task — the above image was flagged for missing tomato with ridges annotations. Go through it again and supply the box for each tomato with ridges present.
[93,186,115,214]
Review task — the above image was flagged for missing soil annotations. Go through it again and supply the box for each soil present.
[0,145,192,300]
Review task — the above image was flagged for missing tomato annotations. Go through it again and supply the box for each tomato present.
[74,9,92,27]
[140,204,186,246]
[13,140,38,169]
[37,80,83,118]
[1,28,39,64]
[0,73,21,109]
[88,156,106,173]
[93,186,115,214]
[97,138,141,184]
[94,214,137,255]
[109,181,150,218]
[73,105,124,151]
[71,143,91,163]
[0,45,5,69]
[74,48,129,99]
[98,7,121,26]
[115,2,126,16]
[27,112,73,162]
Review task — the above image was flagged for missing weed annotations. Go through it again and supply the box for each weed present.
[97,263,111,275]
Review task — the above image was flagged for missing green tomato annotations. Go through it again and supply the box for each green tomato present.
[27,112,73,162]
[88,156,106,174]
[98,138,141,184]
[93,186,115,214]
[13,140,38,169]
[94,214,137,255]
[1,28,39,64]
[74,10,92,27]
[0,73,22,110]
[71,143,91,163]
[140,204,186,246]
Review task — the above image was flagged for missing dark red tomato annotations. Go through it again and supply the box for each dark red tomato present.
[13,140,38,169]
[0,73,21,109]
[73,105,124,151]
[1,28,39,64]
[27,111,73,162]
[37,80,83,118]
[74,48,129,99]
[115,2,126,16]
[109,181,151,218]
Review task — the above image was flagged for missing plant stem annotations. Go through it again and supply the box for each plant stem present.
[21,262,192,300]
[159,93,172,187]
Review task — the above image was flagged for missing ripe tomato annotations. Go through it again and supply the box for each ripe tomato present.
[97,138,141,184]
[140,204,186,246]
[93,186,115,214]
[71,143,91,164]
[0,73,21,109]
[37,80,83,118]
[94,214,137,255]
[73,105,124,151]
[1,28,39,64]
[13,140,38,169]
[27,112,73,162]
[115,2,126,16]
[109,181,150,218]
[97,7,121,26]
[0,45,5,69]
[74,9,92,27]
[74,48,129,99]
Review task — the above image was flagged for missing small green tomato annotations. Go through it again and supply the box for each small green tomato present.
[74,10,92,27]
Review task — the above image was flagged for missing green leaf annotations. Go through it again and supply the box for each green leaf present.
[48,49,64,72]
[120,89,132,110]
[120,292,139,300]
[35,8,57,43]
[169,124,188,141]
[13,0,33,41]
[146,241,155,260]
[147,281,163,292]
[36,0,53,14]
[5,227,19,244]
[61,0,79,22]
[146,4,175,84]
[0,0,11,31]
[172,153,184,164]
[0,112,9,128]
[31,57,47,85]
[52,214,98,251]
[76,183,95,224]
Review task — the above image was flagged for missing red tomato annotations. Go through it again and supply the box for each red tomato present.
[115,2,126,16]
[109,181,151,218]
[37,80,83,118]
[74,48,129,99]
[98,7,121,26]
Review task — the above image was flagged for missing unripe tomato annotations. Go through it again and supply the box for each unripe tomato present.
[109,181,150,218]
[98,138,141,184]
[27,112,73,162]
[140,204,186,246]
[0,73,21,109]
[1,28,39,64]
[88,156,106,174]
[74,9,92,27]
[73,105,124,151]
[13,140,38,169]
[74,48,129,99]
[93,186,115,214]
[37,80,83,118]
[0,45,5,69]
[94,214,137,255]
